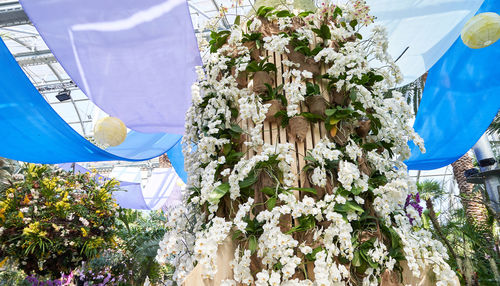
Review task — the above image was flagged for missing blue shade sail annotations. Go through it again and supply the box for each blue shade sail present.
[405,0,500,170]
[166,139,187,183]
[0,37,181,163]
[366,0,484,86]
[20,0,201,134]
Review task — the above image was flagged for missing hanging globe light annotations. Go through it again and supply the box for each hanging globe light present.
[93,116,127,147]
[461,12,500,49]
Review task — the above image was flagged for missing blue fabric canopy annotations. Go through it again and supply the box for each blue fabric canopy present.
[405,0,500,170]
[166,139,187,182]
[20,0,201,135]
[0,37,181,164]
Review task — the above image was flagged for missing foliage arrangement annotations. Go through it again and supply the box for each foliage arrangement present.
[75,209,172,286]
[0,260,31,286]
[417,180,500,286]
[0,164,119,279]
[158,1,456,285]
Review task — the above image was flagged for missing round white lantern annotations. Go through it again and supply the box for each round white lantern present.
[461,12,500,49]
[93,116,127,147]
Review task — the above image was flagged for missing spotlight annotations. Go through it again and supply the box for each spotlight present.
[56,90,71,102]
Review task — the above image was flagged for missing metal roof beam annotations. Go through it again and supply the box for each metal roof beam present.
[0,2,30,28]
[13,49,57,66]
[35,80,78,92]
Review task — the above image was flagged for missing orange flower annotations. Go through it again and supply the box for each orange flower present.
[22,195,30,205]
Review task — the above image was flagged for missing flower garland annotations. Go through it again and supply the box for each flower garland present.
[158,1,456,285]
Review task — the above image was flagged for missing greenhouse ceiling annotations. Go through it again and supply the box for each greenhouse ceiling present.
[0,0,253,137]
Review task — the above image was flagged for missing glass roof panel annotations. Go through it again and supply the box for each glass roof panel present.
[0,0,257,139]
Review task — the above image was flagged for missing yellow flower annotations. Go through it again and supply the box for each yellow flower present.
[52,223,61,231]
[18,211,24,219]
[22,195,30,205]
[81,227,88,237]
[0,208,6,221]
[0,258,7,268]
[55,200,70,210]
[23,222,40,236]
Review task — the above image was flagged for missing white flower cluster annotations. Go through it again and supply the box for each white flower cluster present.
[229,143,295,200]
[263,34,291,54]
[283,69,312,116]
[309,139,341,187]
[394,214,459,286]
[194,217,233,278]
[156,205,204,284]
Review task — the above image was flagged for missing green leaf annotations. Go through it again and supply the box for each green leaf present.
[232,230,242,240]
[304,155,316,162]
[352,250,362,267]
[305,246,323,261]
[422,211,430,229]
[288,187,317,195]
[335,201,364,214]
[239,172,259,188]
[373,74,384,82]
[208,183,230,204]
[312,25,331,41]
[351,186,362,196]
[267,197,277,210]
[362,142,379,151]
[234,15,241,26]
[262,62,277,72]
[360,249,379,268]
[248,235,258,254]
[275,10,293,18]
[261,187,275,196]
[349,19,358,29]
[223,143,232,156]
[226,151,244,164]
[345,201,364,213]
[300,112,323,123]
[256,6,275,17]
[320,24,331,40]
[274,110,290,127]
[325,108,337,116]
[298,11,314,18]
[246,61,260,72]
[230,124,244,134]
[333,6,343,18]
[349,88,358,102]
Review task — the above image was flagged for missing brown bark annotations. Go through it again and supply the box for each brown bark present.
[305,95,328,117]
[264,99,283,123]
[253,71,274,94]
[159,154,171,168]
[451,154,489,229]
[287,116,310,142]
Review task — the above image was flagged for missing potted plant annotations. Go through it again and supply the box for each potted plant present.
[261,83,286,123]
[304,82,328,116]
[246,58,277,94]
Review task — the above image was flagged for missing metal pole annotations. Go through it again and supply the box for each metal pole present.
[472,133,500,213]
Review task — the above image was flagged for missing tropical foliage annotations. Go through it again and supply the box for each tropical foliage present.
[417,180,500,285]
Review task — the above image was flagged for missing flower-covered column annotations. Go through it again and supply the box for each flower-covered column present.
[157,2,458,285]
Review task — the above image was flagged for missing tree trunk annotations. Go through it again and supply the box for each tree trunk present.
[159,154,171,168]
[425,198,458,262]
[451,154,489,229]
